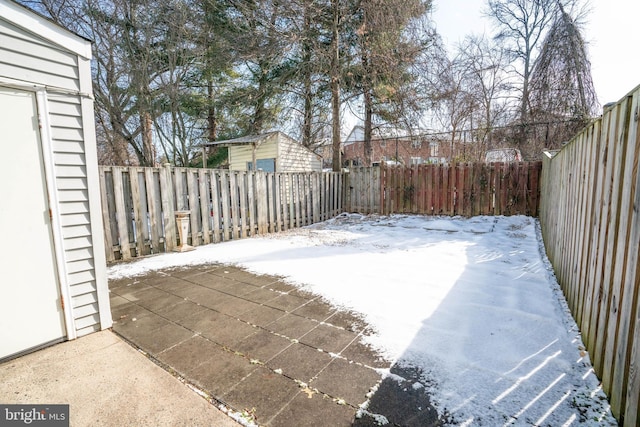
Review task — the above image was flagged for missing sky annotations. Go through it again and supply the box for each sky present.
[432,0,640,106]
[109,214,617,425]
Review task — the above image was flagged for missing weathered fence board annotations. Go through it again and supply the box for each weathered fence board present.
[100,167,346,262]
[539,84,640,425]
[367,162,541,216]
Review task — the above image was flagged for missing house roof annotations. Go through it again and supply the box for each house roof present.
[200,131,282,148]
[1,0,92,59]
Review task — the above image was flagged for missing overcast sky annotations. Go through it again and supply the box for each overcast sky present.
[432,0,640,107]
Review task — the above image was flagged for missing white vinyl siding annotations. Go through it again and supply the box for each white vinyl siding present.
[0,6,110,339]
[0,19,79,92]
[49,93,101,337]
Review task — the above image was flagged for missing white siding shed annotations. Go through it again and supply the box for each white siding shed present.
[203,131,322,172]
[0,0,111,360]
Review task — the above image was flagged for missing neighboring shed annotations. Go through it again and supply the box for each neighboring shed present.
[202,131,322,172]
[0,0,111,361]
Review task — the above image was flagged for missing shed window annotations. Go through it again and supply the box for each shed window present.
[248,158,276,172]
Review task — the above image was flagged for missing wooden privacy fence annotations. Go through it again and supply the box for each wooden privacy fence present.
[100,163,541,261]
[99,165,344,262]
[346,163,542,216]
[539,84,640,425]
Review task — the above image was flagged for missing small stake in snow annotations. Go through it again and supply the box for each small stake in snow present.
[174,211,195,252]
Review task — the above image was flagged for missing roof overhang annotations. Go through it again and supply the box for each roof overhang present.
[0,0,92,59]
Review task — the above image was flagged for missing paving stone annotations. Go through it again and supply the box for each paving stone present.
[244,287,282,304]
[223,367,300,424]
[152,279,199,295]
[234,330,293,363]
[266,294,309,312]
[267,343,332,383]
[239,304,286,327]
[155,300,208,322]
[265,281,298,293]
[299,324,358,354]
[137,292,185,312]
[126,321,194,356]
[109,294,129,308]
[180,286,236,310]
[215,298,262,317]
[111,303,155,329]
[351,365,446,427]
[183,272,230,290]
[265,314,319,340]
[111,283,156,300]
[213,268,280,287]
[293,299,336,322]
[167,267,211,279]
[180,310,257,345]
[155,335,222,376]
[311,357,381,407]
[188,351,258,397]
[286,287,317,299]
[268,390,356,427]
[340,338,391,369]
[109,264,401,427]
[325,310,369,333]
[219,281,262,297]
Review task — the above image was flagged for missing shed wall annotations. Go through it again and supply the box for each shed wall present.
[278,137,322,172]
[0,15,107,337]
[229,142,278,171]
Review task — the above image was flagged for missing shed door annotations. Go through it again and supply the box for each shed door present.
[0,87,66,360]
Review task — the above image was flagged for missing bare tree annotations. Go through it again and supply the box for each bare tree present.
[457,35,512,153]
[486,0,558,128]
[528,3,598,150]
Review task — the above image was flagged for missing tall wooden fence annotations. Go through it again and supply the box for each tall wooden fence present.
[101,163,541,263]
[539,85,640,424]
[99,165,344,262]
[346,162,541,216]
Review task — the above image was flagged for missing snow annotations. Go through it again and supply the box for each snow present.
[108,214,616,425]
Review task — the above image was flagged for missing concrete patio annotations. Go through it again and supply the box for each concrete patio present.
[109,264,437,426]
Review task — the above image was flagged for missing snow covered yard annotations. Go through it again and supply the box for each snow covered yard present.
[109,214,617,426]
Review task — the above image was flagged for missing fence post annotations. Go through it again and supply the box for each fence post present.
[160,163,176,251]
[99,167,115,262]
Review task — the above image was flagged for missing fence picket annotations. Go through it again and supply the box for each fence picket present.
[198,169,211,245]
[99,167,114,262]
[101,163,539,259]
[539,84,640,424]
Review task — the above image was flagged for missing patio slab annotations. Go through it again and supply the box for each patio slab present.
[109,264,442,426]
[0,330,238,427]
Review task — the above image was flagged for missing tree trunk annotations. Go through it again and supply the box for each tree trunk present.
[301,3,313,147]
[141,111,155,166]
[362,45,373,166]
[331,0,341,172]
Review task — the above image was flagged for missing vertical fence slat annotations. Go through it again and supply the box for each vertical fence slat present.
[219,171,231,241]
[198,169,211,245]
[99,167,115,262]
[209,170,222,243]
[129,168,146,256]
[186,169,200,246]
[160,164,176,251]
[111,167,131,260]
[539,85,640,424]
[238,172,248,237]
[607,93,640,418]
